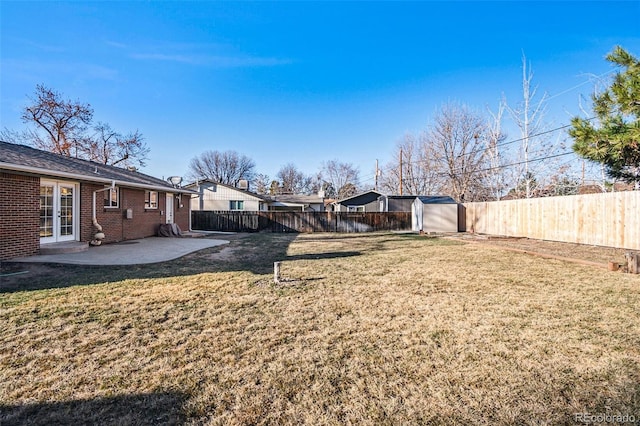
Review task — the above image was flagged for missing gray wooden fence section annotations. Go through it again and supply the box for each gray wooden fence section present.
[463,191,640,250]
[192,211,412,233]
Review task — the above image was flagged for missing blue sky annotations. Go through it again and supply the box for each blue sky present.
[1,1,639,187]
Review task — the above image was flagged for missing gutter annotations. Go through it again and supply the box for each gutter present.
[0,162,194,194]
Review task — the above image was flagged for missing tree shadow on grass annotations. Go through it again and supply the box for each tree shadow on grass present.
[0,391,187,426]
[0,233,362,292]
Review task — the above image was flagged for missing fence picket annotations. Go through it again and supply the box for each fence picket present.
[464,191,640,250]
[191,211,412,233]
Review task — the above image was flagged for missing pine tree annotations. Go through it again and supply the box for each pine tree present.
[570,46,640,187]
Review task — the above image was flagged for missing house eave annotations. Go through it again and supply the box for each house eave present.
[0,162,194,194]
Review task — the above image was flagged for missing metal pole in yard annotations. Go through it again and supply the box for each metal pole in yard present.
[274,262,281,284]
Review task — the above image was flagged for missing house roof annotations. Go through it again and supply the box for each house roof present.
[0,141,191,193]
[383,195,421,199]
[271,194,325,204]
[183,178,271,201]
[334,190,383,205]
[414,195,457,204]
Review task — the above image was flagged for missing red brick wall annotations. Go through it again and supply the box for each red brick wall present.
[0,173,40,260]
[82,185,185,243]
[1,177,189,259]
[174,193,190,232]
[120,188,165,241]
[81,183,127,243]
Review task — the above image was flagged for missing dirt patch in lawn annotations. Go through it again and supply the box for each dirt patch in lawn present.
[445,233,634,268]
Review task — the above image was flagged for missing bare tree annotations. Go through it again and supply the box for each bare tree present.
[485,100,508,200]
[275,163,313,194]
[252,173,272,195]
[2,84,149,167]
[425,103,489,202]
[88,123,148,168]
[319,160,360,199]
[380,133,445,196]
[11,84,93,156]
[188,150,256,185]
[506,54,553,198]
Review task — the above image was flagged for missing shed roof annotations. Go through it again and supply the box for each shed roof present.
[414,196,457,204]
[0,141,191,193]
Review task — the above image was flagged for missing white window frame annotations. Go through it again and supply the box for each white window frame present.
[230,200,244,211]
[347,205,365,212]
[145,191,158,209]
[104,186,119,208]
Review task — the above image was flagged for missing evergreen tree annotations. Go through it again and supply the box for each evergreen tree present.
[570,46,640,187]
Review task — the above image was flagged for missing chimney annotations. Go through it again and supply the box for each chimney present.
[237,179,249,190]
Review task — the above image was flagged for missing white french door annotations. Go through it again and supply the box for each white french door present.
[40,180,78,244]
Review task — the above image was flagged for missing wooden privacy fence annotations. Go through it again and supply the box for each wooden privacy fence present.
[463,191,640,250]
[191,211,412,233]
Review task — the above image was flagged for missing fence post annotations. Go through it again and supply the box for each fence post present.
[626,252,639,274]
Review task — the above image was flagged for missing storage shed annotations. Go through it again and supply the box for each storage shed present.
[412,196,458,233]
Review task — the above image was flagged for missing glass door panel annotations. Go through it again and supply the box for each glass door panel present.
[40,181,77,243]
[59,185,74,239]
[40,184,54,240]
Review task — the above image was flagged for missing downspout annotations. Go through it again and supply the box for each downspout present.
[91,180,115,246]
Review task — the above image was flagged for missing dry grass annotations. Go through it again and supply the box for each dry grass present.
[1,232,639,425]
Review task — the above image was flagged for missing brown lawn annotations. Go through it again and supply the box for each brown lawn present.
[1,232,639,425]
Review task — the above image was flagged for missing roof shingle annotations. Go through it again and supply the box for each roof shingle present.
[0,141,183,191]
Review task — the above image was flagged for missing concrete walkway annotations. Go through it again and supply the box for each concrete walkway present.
[10,237,229,266]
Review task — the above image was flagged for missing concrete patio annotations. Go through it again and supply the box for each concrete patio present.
[9,236,230,266]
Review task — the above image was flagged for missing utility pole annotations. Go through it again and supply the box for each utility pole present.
[374,159,379,191]
[399,148,403,195]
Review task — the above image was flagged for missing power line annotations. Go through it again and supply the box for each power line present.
[360,148,578,187]
[370,118,586,180]
[358,69,614,190]
[545,68,617,102]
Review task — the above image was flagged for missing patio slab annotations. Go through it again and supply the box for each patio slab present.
[10,237,229,266]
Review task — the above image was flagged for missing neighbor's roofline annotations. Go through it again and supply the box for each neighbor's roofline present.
[183,178,272,201]
[0,162,194,193]
[334,189,384,204]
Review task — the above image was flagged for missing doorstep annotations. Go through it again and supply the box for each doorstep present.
[40,241,89,255]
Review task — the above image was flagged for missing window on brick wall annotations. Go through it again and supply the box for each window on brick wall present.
[145,191,158,209]
[104,187,119,208]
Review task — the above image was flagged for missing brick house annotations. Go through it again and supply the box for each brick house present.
[0,141,193,260]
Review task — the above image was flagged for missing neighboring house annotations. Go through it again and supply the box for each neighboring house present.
[411,196,458,233]
[332,190,383,212]
[0,141,193,260]
[269,194,326,211]
[185,179,270,211]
